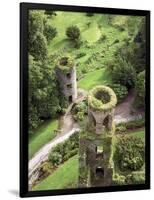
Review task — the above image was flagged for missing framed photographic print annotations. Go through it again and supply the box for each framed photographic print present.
[20,2,150,197]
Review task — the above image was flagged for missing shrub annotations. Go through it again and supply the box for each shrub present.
[66,26,81,48]
[75,111,84,121]
[125,171,145,184]
[134,70,145,108]
[114,136,145,171]
[48,132,79,166]
[110,84,128,103]
[44,24,57,42]
[66,25,80,41]
[48,151,62,166]
[37,161,53,180]
[72,101,88,121]
[116,119,144,134]
[110,57,136,89]
[125,119,145,130]
[113,173,126,185]
[116,124,127,134]
[30,32,48,61]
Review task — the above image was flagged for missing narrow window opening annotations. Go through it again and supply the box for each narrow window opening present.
[96,167,104,177]
[66,73,71,79]
[69,95,72,103]
[67,84,72,89]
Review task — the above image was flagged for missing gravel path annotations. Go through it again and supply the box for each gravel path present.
[29,113,80,181]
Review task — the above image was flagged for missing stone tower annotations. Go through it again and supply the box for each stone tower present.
[56,56,77,103]
[79,85,117,187]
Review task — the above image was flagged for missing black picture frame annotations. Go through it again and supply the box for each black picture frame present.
[20,2,150,198]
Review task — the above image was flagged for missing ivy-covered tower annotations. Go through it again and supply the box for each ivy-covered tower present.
[56,56,77,103]
[79,85,117,187]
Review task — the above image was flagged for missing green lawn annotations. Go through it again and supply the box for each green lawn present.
[33,155,78,191]
[29,119,58,159]
[78,68,111,91]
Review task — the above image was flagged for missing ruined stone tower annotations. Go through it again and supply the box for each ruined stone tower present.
[79,85,117,187]
[56,56,77,103]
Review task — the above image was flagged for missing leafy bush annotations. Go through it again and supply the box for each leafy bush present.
[110,84,128,103]
[134,70,145,108]
[30,32,48,61]
[110,57,136,89]
[125,119,145,130]
[115,124,127,134]
[66,25,81,48]
[66,25,80,41]
[113,171,145,185]
[114,136,145,171]
[48,132,79,166]
[72,101,88,121]
[116,119,144,134]
[125,171,145,184]
[44,24,57,42]
[113,173,126,185]
[48,151,62,166]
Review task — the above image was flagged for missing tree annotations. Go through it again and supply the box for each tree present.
[44,23,57,42]
[66,25,81,48]
[110,57,136,89]
[28,55,61,134]
[30,32,48,61]
[28,10,57,60]
[66,25,80,40]
[135,70,145,108]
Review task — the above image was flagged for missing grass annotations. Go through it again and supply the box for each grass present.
[78,68,111,91]
[29,119,58,159]
[82,21,101,43]
[33,155,78,191]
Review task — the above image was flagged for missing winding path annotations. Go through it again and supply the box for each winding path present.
[114,90,144,124]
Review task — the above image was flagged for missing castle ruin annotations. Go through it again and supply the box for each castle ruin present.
[56,56,77,103]
[79,85,117,187]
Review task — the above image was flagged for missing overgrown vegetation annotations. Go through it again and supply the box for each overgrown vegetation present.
[28,10,146,188]
[88,85,117,111]
[48,131,79,166]
[114,136,145,171]
[72,100,88,122]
